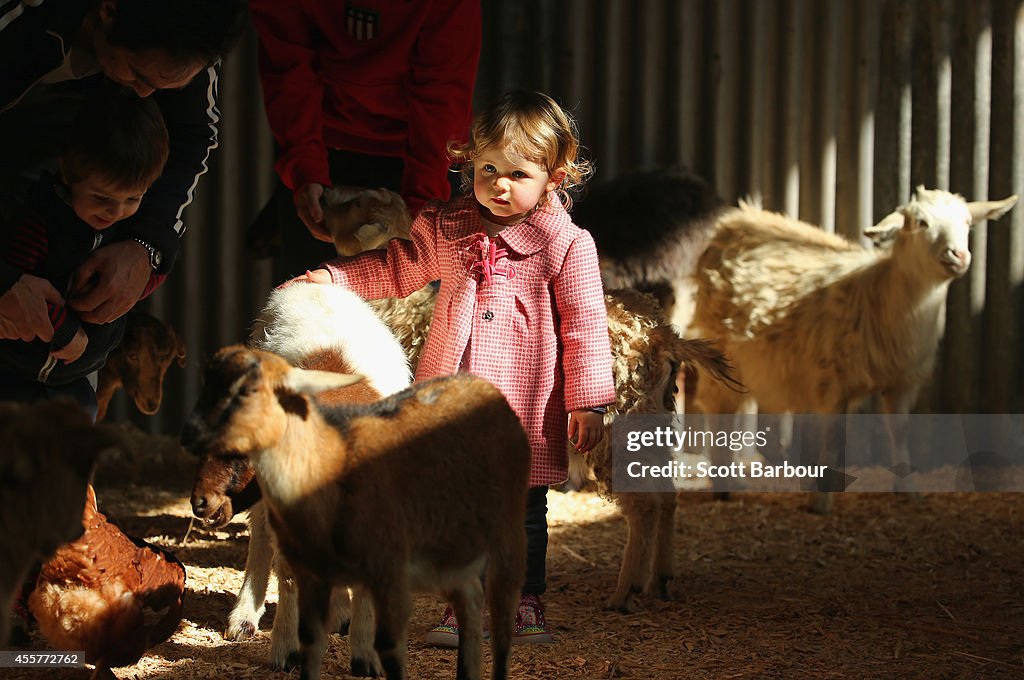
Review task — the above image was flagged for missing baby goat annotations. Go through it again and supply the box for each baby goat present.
[96,312,186,422]
[182,346,530,680]
[323,186,412,256]
[191,282,411,674]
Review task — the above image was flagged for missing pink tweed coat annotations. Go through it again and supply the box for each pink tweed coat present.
[322,195,616,486]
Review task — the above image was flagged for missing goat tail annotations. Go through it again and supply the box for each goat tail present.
[671,337,745,393]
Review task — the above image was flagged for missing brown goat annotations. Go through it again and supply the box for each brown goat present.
[95,312,186,422]
[0,399,113,646]
[322,186,412,256]
[190,281,411,674]
[182,346,530,680]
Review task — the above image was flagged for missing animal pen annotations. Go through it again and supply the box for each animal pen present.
[20,2,1024,680]
[132,0,1024,430]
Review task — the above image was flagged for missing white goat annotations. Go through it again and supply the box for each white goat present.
[190,282,411,675]
[182,347,530,680]
[690,187,1018,513]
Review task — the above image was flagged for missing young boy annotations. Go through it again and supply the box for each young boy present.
[0,87,169,420]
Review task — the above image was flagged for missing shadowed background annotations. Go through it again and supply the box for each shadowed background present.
[127,0,1024,433]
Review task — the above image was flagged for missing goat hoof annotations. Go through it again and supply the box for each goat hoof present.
[284,651,302,671]
[225,621,256,640]
[351,656,383,677]
[653,576,681,602]
[270,650,301,672]
[604,596,639,614]
[335,617,350,636]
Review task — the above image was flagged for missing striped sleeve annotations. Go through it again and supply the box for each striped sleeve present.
[121,64,221,275]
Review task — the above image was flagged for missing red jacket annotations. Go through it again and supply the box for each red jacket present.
[324,196,617,486]
[249,0,481,215]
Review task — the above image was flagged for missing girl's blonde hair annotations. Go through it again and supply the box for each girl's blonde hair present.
[448,90,593,210]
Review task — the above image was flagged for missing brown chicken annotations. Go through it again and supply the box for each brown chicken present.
[28,486,186,680]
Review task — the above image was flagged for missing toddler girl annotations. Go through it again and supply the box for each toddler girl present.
[294,90,615,644]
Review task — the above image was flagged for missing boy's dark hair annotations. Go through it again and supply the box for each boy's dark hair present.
[61,88,169,190]
[106,0,249,66]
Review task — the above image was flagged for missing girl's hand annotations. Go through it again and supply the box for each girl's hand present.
[568,409,605,453]
[279,268,333,289]
[51,327,88,363]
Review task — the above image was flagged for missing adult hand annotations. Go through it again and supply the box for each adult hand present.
[0,274,63,341]
[69,241,149,324]
[568,409,605,453]
[294,183,333,242]
[51,327,88,363]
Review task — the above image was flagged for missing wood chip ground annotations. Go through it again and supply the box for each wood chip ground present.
[7,431,1022,679]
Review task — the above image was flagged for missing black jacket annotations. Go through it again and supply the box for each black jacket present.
[0,0,221,295]
[0,176,165,385]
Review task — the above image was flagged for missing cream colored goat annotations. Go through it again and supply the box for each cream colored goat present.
[691,187,1018,513]
[182,348,529,680]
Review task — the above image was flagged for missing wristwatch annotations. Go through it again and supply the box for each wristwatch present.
[132,238,162,270]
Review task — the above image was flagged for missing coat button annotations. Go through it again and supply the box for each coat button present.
[482,310,494,321]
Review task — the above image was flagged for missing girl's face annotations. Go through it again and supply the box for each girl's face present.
[66,175,147,230]
[473,147,565,226]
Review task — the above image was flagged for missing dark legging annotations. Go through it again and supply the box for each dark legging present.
[523,485,549,595]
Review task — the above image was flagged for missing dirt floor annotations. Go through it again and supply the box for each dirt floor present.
[5,428,1023,680]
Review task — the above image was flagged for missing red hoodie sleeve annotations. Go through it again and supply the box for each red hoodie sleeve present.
[249,2,330,192]
[402,0,481,215]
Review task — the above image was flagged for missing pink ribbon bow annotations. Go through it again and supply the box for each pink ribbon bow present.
[466,235,516,284]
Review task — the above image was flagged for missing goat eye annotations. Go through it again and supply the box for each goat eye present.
[128,353,139,361]
[237,384,255,397]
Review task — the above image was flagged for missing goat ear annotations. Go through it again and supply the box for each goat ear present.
[284,367,364,395]
[863,209,905,243]
[967,194,1018,225]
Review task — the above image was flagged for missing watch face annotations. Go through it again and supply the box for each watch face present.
[152,250,162,268]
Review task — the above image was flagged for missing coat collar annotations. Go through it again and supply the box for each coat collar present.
[441,194,572,256]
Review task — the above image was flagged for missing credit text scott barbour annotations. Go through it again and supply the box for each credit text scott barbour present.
[626,460,829,480]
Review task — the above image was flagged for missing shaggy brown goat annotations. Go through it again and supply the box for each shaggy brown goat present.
[369,285,740,612]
